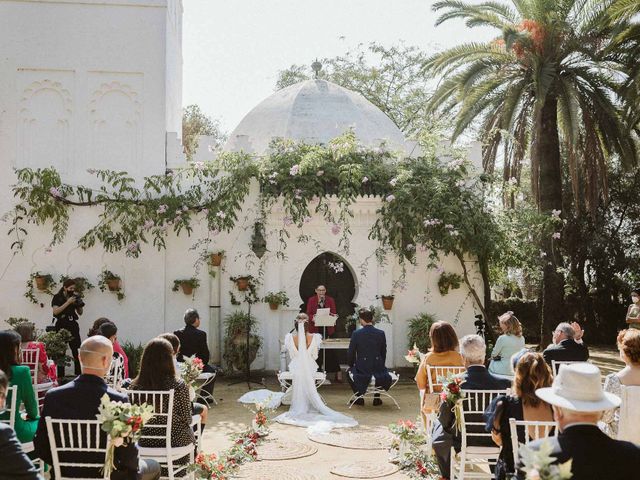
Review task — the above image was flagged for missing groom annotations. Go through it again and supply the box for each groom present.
[347,308,392,406]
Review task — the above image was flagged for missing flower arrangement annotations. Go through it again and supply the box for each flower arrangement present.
[227,429,260,463]
[388,419,427,467]
[404,344,421,365]
[244,399,275,436]
[190,452,236,480]
[262,290,290,310]
[181,355,204,388]
[439,374,466,433]
[96,394,154,477]
[519,440,573,480]
[437,272,463,295]
[388,419,425,443]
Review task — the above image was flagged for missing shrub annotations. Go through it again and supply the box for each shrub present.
[121,341,144,378]
[407,313,436,352]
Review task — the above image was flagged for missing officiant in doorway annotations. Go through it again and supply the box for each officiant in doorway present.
[306,285,343,382]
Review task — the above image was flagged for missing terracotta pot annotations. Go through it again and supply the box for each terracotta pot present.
[269,302,278,311]
[382,296,394,310]
[35,276,49,291]
[236,277,249,291]
[106,278,121,292]
[181,283,194,295]
[210,253,223,267]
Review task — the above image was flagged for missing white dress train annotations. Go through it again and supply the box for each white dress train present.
[275,321,357,430]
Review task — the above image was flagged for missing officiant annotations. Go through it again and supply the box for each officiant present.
[306,285,342,382]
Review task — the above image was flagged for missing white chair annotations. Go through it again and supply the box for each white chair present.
[191,414,202,452]
[509,418,557,468]
[423,365,466,433]
[21,348,54,409]
[1,385,37,456]
[347,371,400,409]
[450,389,508,480]
[105,354,125,390]
[551,360,586,377]
[617,385,640,444]
[45,417,109,479]
[194,372,217,407]
[127,389,195,480]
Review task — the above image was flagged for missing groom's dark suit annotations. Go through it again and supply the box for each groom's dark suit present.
[347,324,392,395]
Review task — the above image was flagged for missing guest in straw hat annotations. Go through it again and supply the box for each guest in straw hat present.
[519,363,640,479]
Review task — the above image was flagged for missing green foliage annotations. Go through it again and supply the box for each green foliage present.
[5,317,31,329]
[98,269,125,301]
[172,278,200,292]
[181,104,227,161]
[262,290,289,307]
[229,276,259,305]
[407,313,436,352]
[25,272,56,304]
[489,298,540,344]
[223,310,262,372]
[37,329,73,367]
[438,272,463,295]
[120,340,144,378]
[350,305,390,325]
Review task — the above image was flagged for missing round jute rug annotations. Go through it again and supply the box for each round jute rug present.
[236,462,320,480]
[330,461,400,478]
[308,426,395,450]
[257,440,318,461]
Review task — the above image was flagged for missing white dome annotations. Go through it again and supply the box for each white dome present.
[223,79,410,155]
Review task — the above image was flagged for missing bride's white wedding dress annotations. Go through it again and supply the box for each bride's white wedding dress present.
[275,321,357,430]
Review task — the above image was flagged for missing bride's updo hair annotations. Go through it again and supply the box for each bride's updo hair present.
[294,313,309,333]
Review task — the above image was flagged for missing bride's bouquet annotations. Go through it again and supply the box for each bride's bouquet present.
[181,355,204,399]
[96,394,154,477]
[439,374,466,433]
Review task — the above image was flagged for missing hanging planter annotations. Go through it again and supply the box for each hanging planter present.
[263,291,290,311]
[98,270,125,301]
[35,274,52,291]
[172,278,200,296]
[25,272,57,304]
[209,251,224,267]
[380,295,395,310]
[235,276,250,291]
[106,278,121,291]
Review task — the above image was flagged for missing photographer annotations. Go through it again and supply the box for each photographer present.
[51,278,84,378]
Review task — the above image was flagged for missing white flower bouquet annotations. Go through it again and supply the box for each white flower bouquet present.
[96,394,155,476]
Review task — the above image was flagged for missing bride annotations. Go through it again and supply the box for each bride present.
[275,313,357,429]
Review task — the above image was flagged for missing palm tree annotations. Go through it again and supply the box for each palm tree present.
[425,0,638,343]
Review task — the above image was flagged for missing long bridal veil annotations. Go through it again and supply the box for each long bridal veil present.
[275,317,357,430]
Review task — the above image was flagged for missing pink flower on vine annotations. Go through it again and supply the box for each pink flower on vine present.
[216,211,226,219]
[201,208,209,215]
[49,187,62,198]
[436,266,445,274]
[289,164,300,176]
[182,205,189,211]
[294,189,303,200]
[551,209,562,218]
[303,216,312,223]
[157,204,168,214]
[193,161,205,170]
[143,220,155,230]
[283,216,293,226]
[552,232,561,240]
[316,170,324,177]
[127,242,140,253]
[331,223,341,235]
[389,177,398,187]
[362,176,369,183]
[386,194,395,202]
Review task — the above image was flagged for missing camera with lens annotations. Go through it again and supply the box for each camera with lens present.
[73,293,85,308]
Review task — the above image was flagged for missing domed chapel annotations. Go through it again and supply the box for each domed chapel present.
[0,0,483,371]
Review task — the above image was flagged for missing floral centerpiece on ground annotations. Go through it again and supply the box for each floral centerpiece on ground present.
[96,394,154,477]
[404,344,421,366]
[190,452,237,480]
[181,355,204,399]
[244,398,275,436]
[439,374,466,433]
[519,441,573,480]
[388,419,426,463]
[227,429,260,463]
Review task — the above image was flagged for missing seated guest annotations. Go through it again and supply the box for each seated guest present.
[484,352,554,480]
[432,334,511,479]
[0,370,42,480]
[489,311,525,378]
[89,317,129,378]
[0,331,39,443]
[347,308,392,406]
[128,338,195,453]
[520,363,640,479]
[33,336,160,479]
[157,332,209,429]
[414,321,464,415]
[15,321,57,384]
[542,322,589,366]
[174,309,216,395]
[602,329,640,438]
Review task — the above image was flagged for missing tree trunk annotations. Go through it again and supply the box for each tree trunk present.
[533,95,565,347]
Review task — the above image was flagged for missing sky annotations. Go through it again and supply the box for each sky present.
[182,0,498,133]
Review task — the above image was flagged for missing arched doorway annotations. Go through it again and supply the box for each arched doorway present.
[299,252,357,338]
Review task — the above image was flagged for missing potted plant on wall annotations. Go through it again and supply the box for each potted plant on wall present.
[263,291,289,310]
[98,270,125,301]
[231,275,253,292]
[437,272,463,296]
[223,310,262,372]
[59,275,94,295]
[25,272,56,304]
[378,294,395,310]
[172,278,200,296]
[209,250,224,267]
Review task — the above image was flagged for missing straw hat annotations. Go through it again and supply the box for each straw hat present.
[535,362,621,412]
